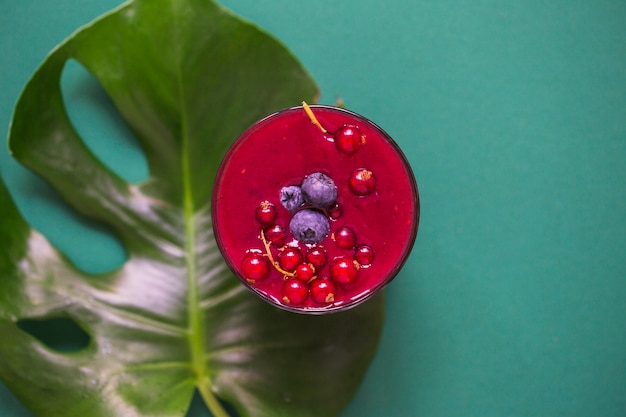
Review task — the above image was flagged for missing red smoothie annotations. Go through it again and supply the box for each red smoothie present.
[212,104,419,313]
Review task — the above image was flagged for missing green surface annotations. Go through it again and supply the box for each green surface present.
[1,0,625,416]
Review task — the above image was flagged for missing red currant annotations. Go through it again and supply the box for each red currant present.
[282,278,308,304]
[310,277,337,304]
[334,125,365,154]
[255,201,277,225]
[306,246,328,268]
[355,245,374,266]
[264,224,286,247]
[278,247,303,272]
[334,226,356,249]
[329,256,359,284]
[241,253,270,281]
[328,204,341,220]
[349,168,376,196]
[295,263,315,281]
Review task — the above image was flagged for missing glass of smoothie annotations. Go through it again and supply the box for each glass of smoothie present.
[212,103,419,314]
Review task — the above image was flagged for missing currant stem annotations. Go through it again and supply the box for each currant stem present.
[260,229,296,277]
[302,101,327,133]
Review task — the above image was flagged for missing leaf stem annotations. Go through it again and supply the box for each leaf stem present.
[175,30,220,416]
[198,379,231,417]
[179,87,205,377]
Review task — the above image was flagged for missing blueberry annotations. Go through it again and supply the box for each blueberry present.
[280,186,304,212]
[301,172,337,208]
[289,209,330,244]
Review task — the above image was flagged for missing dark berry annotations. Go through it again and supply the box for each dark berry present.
[334,226,356,249]
[264,224,286,247]
[334,125,365,154]
[355,245,374,266]
[329,256,359,284]
[241,253,270,281]
[295,263,315,281]
[255,201,277,225]
[310,277,337,304]
[306,246,328,268]
[328,204,341,220]
[289,209,330,244]
[282,278,308,304]
[280,185,304,212]
[301,172,337,208]
[349,168,376,196]
[278,247,303,272]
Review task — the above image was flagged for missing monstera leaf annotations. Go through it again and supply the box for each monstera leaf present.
[0,0,384,416]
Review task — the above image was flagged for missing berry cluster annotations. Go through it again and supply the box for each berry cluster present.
[238,105,383,310]
[240,167,377,308]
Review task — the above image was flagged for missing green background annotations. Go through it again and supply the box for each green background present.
[1,0,625,416]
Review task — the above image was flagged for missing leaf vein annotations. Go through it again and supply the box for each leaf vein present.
[83,295,188,335]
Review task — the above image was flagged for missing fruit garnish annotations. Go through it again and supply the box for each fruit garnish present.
[301,172,338,208]
[290,209,330,244]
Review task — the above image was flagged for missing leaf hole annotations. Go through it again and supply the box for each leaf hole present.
[11,57,139,275]
[60,59,149,184]
[17,316,91,353]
